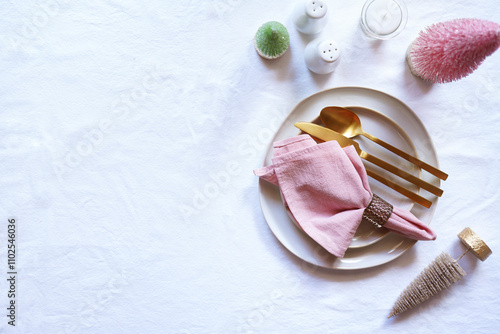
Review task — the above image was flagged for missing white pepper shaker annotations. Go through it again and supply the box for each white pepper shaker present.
[304,38,340,74]
[292,0,328,34]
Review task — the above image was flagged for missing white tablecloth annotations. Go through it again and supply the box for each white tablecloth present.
[1,0,499,333]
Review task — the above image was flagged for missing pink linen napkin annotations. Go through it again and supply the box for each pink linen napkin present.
[254,134,436,258]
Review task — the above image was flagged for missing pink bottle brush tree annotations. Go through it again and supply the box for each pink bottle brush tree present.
[407,18,500,83]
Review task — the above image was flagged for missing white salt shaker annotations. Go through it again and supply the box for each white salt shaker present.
[292,0,328,34]
[304,38,340,74]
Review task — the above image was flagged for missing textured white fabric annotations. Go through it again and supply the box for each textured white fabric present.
[0,0,499,333]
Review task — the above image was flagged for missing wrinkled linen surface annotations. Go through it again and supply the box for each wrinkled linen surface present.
[0,0,499,333]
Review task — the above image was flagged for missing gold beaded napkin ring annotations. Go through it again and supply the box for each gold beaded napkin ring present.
[362,194,393,228]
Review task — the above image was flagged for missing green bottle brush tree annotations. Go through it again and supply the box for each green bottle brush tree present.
[254,21,290,60]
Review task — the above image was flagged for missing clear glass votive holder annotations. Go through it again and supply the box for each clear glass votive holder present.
[360,0,408,40]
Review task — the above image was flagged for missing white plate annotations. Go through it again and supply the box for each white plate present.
[258,87,440,270]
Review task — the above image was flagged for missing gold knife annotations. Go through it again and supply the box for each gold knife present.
[295,122,443,198]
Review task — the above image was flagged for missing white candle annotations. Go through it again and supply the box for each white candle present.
[365,0,402,35]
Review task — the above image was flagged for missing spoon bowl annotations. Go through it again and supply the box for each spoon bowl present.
[320,106,364,138]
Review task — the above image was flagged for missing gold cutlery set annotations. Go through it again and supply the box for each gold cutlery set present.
[295,106,448,208]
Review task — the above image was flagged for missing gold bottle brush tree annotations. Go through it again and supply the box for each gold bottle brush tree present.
[389,227,492,318]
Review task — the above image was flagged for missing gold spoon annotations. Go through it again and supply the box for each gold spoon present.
[320,106,448,180]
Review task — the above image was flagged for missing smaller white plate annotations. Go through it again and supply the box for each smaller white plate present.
[281,106,419,249]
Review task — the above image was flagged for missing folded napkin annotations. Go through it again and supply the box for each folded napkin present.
[254,135,436,258]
